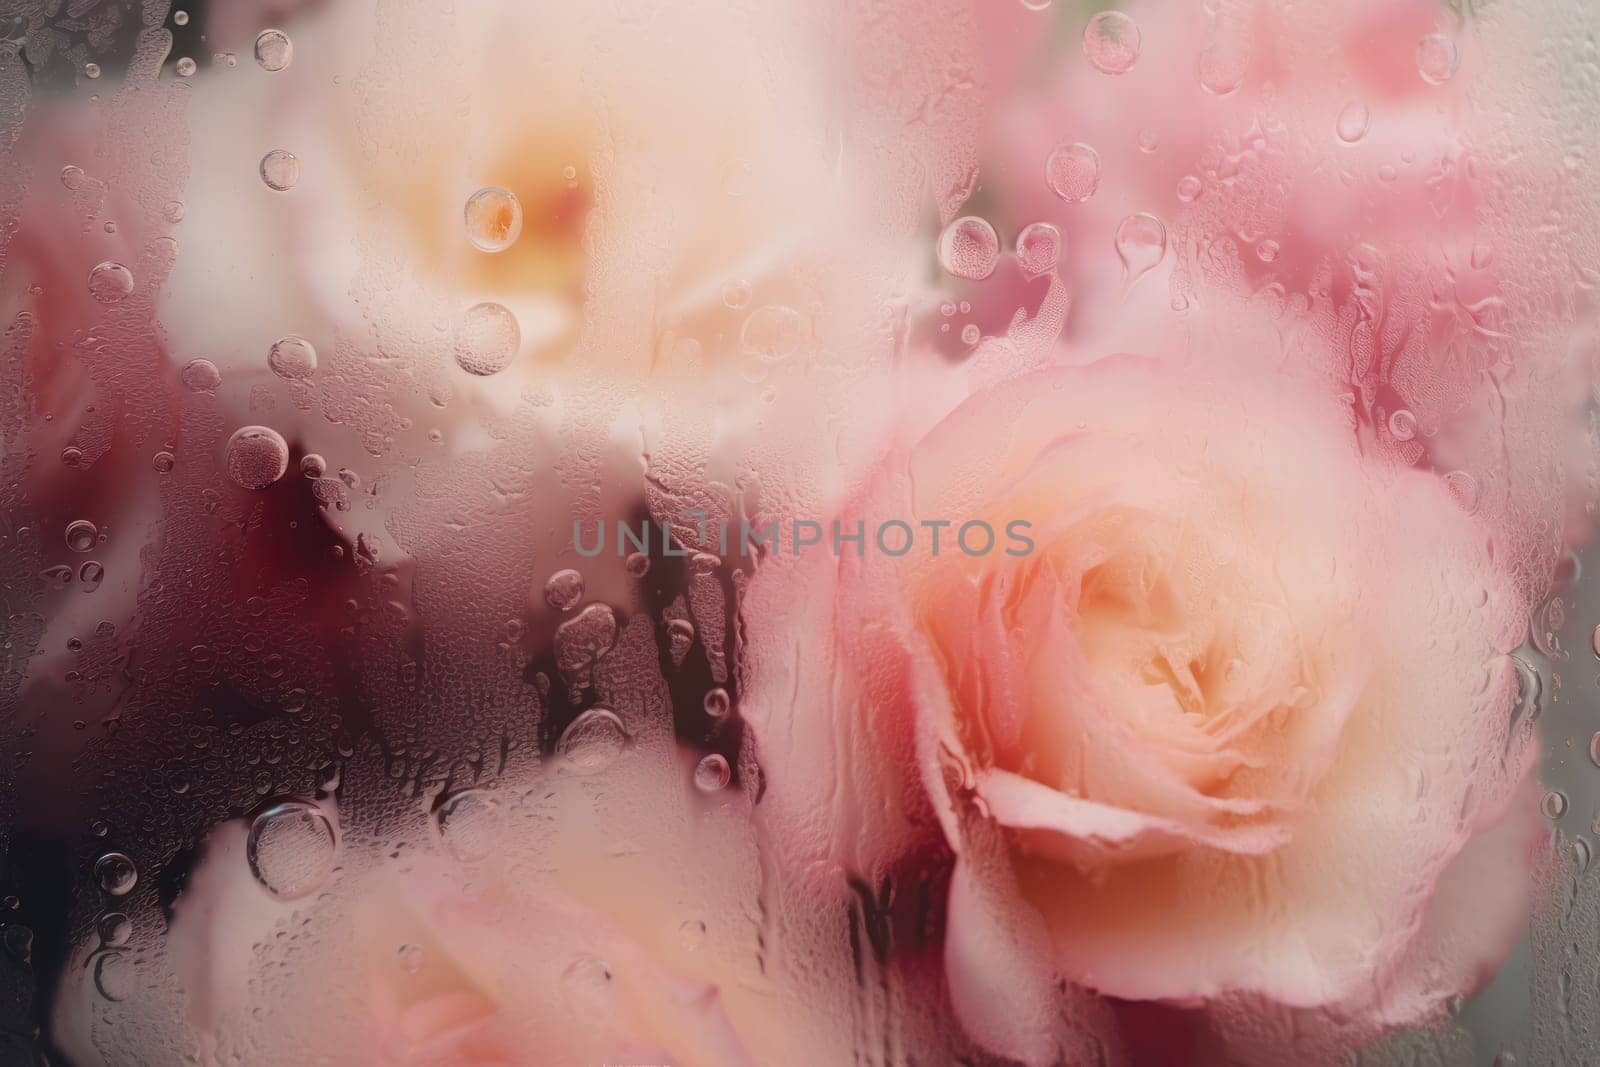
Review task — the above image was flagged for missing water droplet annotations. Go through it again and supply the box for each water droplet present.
[174,56,197,77]
[173,10,189,26]
[79,561,104,592]
[463,187,523,253]
[1256,239,1280,263]
[721,279,752,310]
[225,426,290,490]
[65,520,97,553]
[1082,10,1141,75]
[557,708,628,774]
[1542,789,1569,820]
[1336,101,1370,144]
[96,912,131,947]
[740,304,806,361]
[1175,174,1203,203]
[1114,212,1167,286]
[1137,128,1159,153]
[624,552,650,578]
[694,753,731,792]
[1444,470,1478,512]
[93,950,132,1001]
[1198,45,1245,95]
[678,918,708,950]
[181,358,221,392]
[87,262,133,304]
[1388,408,1417,441]
[544,568,585,611]
[1015,221,1062,276]
[937,216,1000,281]
[561,956,613,1012]
[397,943,425,973]
[94,852,137,896]
[83,62,100,80]
[1018,0,1052,10]
[300,454,326,478]
[1045,141,1101,202]
[453,302,520,376]
[1493,1050,1517,1067]
[152,451,175,474]
[703,687,731,719]
[433,789,499,862]
[1415,33,1458,85]
[260,149,301,191]
[960,323,981,346]
[1575,837,1593,874]
[247,801,337,900]
[267,336,317,380]
[254,29,293,71]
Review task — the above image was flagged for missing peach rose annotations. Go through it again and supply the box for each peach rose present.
[818,354,1539,1063]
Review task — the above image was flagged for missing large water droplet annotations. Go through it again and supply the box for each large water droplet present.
[1336,101,1370,144]
[247,801,337,900]
[267,336,317,380]
[1415,34,1458,85]
[65,519,97,553]
[433,789,499,862]
[1045,142,1101,202]
[463,187,523,253]
[260,149,301,191]
[1114,212,1167,287]
[937,217,1000,281]
[454,302,521,376]
[225,426,289,490]
[87,262,134,304]
[254,29,293,71]
[1082,11,1141,75]
[740,304,806,361]
[94,852,137,896]
[694,753,731,792]
[544,568,585,611]
[181,358,221,392]
[1015,222,1062,276]
[557,708,628,774]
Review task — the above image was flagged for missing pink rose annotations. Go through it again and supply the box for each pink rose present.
[789,353,1539,1063]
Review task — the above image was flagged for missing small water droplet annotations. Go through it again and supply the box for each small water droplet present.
[1082,11,1141,75]
[267,336,317,380]
[260,149,301,191]
[1114,212,1167,287]
[180,358,221,392]
[152,451,175,474]
[1388,408,1417,441]
[960,323,981,346]
[937,217,1000,281]
[1137,128,1159,153]
[678,918,708,950]
[1175,174,1203,203]
[65,520,98,553]
[87,262,134,304]
[1197,45,1245,96]
[1336,101,1370,144]
[557,708,628,774]
[224,426,289,490]
[78,561,104,592]
[247,801,337,900]
[1542,789,1569,820]
[83,62,100,80]
[703,687,731,719]
[1045,142,1101,202]
[544,568,585,611]
[254,29,293,71]
[93,950,132,1001]
[94,852,137,896]
[1015,221,1062,276]
[694,753,731,792]
[397,943,425,973]
[1415,33,1458,85]
[453,302,520,376]
[463,187,523,253]
[624,552,650,578]
[173,10,189,25]
[721,279,752,310]
[300,454,326,478]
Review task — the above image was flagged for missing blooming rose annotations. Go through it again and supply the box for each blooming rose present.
[815,353,1539,1063]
